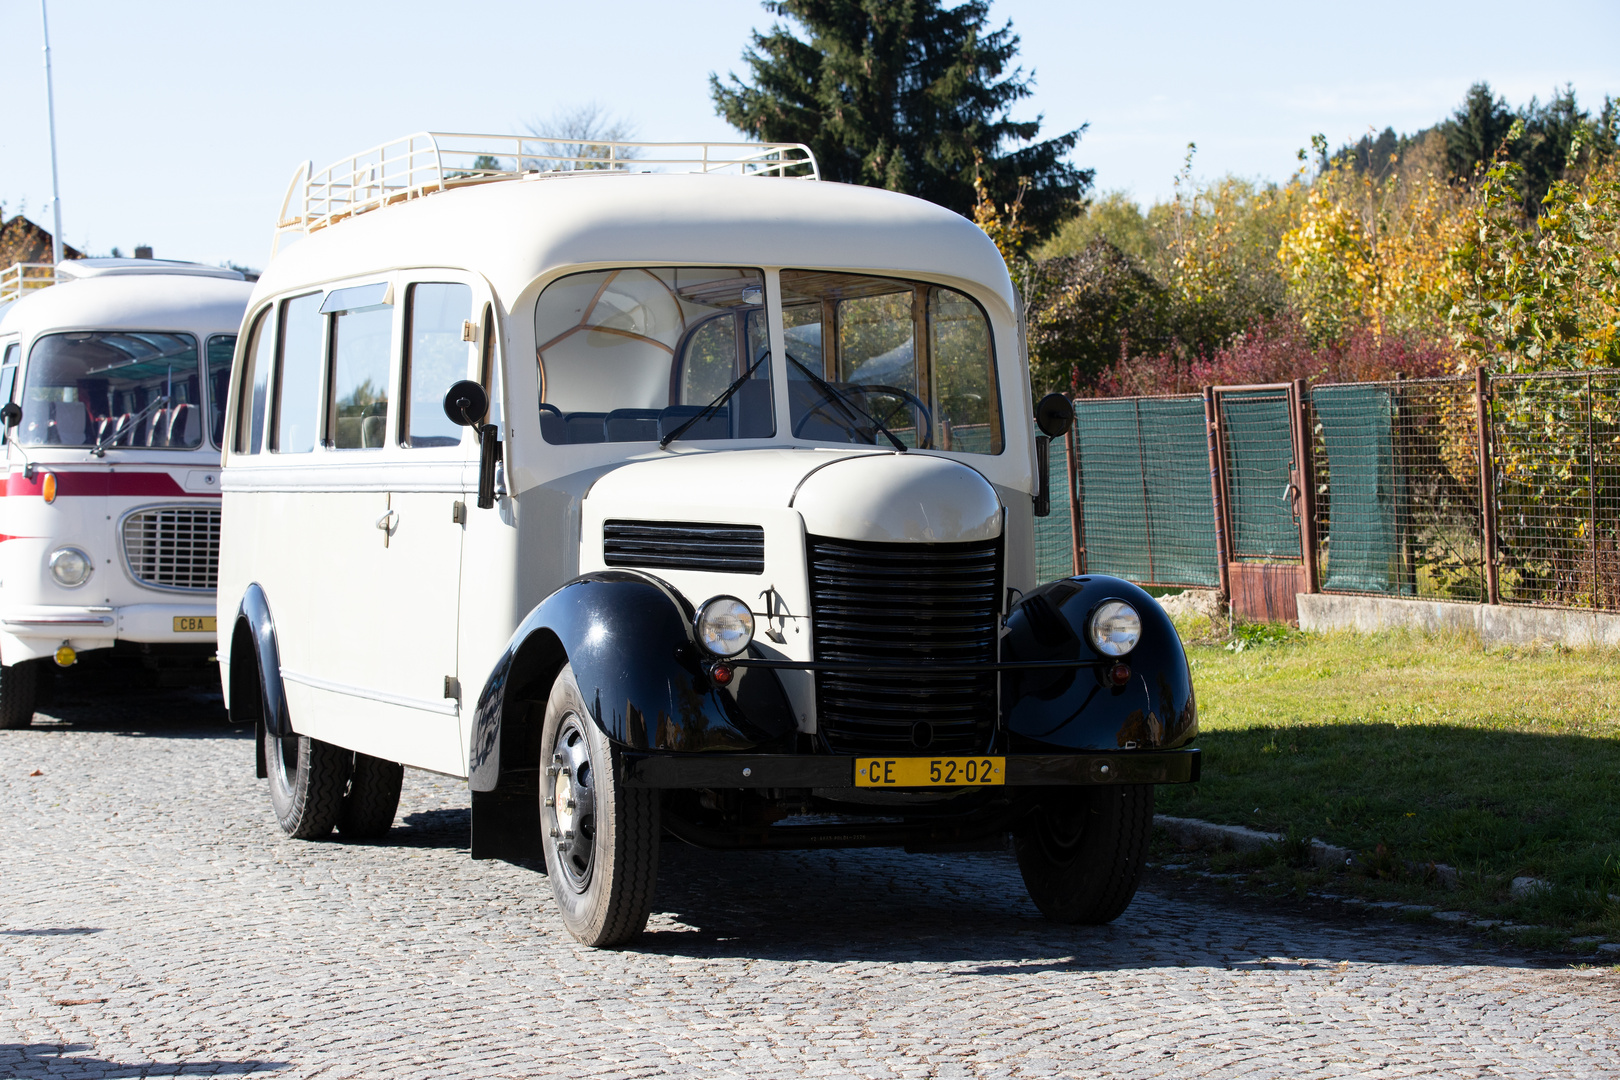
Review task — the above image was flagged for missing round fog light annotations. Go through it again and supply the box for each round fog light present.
[1090,600,1141,656]
[55,644,77,668]
[695,596,754,657]
[48,546,93,588]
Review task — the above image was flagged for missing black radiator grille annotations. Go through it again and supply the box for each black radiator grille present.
[603,520,764,574]
[807,535,1001,755]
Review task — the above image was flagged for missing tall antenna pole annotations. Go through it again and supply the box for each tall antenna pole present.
[41,0,64,267]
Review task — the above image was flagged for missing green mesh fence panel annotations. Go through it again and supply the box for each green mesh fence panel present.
[1313,385,1404,593]
[1220,390,1300,560]
[1034,433,1075,583]
[1072,396,1219,587]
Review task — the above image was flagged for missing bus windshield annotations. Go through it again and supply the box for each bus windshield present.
[534,267,774,444]
[20,331,206,449]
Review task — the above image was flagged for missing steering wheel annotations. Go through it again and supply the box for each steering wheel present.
[791,376,932,449]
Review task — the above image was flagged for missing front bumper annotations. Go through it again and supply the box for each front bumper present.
[622,748,1200,788]
[0,602,216,661]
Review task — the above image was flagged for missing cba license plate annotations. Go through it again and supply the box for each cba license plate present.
[856,756,1005,787]
[173,616,216,633]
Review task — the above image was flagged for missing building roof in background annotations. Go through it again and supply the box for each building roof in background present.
[0,214,82,266]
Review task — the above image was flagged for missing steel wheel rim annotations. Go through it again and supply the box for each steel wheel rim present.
[547,713,598,894]
[269,732,298,795]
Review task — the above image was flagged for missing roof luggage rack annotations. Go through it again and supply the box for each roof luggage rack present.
[0,262,56,306]
[272,132,820,256]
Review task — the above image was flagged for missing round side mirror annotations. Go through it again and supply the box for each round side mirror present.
[442,380,489,427]
[1034,393,1074,438]
[0,403,20,429]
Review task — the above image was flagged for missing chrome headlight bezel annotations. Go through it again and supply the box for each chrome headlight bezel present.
[1088,599,1141,657]
[49,546,94,589]
[694,595,755,658]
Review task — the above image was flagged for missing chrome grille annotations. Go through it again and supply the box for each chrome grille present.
[122,505,221,591]
[604,520,765,574]
[806,535,1002,755]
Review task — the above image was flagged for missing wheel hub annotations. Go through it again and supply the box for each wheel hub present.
[545,714,597,892]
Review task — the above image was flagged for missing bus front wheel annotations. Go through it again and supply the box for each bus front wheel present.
[539,664,660,947]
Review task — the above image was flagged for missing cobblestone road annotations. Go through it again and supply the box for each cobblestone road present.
[2,690,1617,1079]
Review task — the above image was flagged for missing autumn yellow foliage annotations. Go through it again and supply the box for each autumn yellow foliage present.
[1277,135,1470,345]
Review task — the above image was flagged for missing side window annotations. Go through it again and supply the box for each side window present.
[324,284,394,450]
[273,293,323,453]
[235,308,275,454]
[401,282,472,448]
[0,344,18,408]
[206,334,236,449]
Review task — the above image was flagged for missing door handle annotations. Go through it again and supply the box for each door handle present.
[376,509,398,547]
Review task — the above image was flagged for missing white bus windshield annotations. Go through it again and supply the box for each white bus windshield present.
[535,267,774,444]
[21,331,206,449]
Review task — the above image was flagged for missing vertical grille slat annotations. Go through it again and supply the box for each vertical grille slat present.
[122,505,221,591]
[807,534,1001,755]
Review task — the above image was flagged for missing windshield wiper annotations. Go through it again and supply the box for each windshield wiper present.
[660,348,771,449]
[91,394,168,458]
[785,353,907,452]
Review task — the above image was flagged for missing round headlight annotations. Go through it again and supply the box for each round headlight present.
[49,546,93,588]
[695,596,755,657]
[1089,600,1141,657]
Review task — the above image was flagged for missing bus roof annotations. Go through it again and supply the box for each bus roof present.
[0,265,254,343]
[254,170,1015,314]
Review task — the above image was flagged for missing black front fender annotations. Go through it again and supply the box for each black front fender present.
[468,570,795,792]
[1001,575,1196,752]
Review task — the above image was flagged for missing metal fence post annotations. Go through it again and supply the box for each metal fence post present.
[1065,424,1084,575]
[1292,378,1320,595]
[1589,372,1598,609]
[1475,366,1500,604]
[1203,387,1231,600]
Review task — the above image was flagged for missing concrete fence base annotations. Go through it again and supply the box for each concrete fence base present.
[1297,593,1620,648]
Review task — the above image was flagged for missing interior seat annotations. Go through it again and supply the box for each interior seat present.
[604,408,661,442]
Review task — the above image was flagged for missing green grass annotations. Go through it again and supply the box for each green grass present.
[1159,622,1620,940]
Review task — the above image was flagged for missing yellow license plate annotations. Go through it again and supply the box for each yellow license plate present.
[173,616,216,633]
[855,756,1005,787]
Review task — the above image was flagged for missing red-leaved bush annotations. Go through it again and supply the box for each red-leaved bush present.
[1088,316,1454,397]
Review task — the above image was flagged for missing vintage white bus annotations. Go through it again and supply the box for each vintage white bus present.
[218,133,1198,946]
[0,258,252,726]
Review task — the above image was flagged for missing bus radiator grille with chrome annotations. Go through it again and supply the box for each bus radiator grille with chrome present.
[806,535,1001,755]
[122,506,222,591]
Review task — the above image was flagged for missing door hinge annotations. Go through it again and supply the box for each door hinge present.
[461,320,478,342]
[452,500,466,524]
[444,676,461,701]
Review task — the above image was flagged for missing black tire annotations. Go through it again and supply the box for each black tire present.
[1014,784,1155,925]
[540,664,660,947]
[0,660,40,730]
[265,729,350,839]
[338,752,404,839]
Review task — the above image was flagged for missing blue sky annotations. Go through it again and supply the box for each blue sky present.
[1,0,1615,269]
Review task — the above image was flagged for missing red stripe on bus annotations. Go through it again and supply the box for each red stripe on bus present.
[4,471,218,499]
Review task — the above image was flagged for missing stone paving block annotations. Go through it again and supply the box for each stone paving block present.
[3,719,1620,1077]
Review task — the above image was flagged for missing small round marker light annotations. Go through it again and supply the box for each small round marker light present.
[694,596,754,657]
[1089,600,1141,657]
[48,546,92,588]
[711,662,735,686]
[54,644,77,668]
[1108,661,1132,687]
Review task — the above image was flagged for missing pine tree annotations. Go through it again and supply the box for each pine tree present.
[710,0,1090,240]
